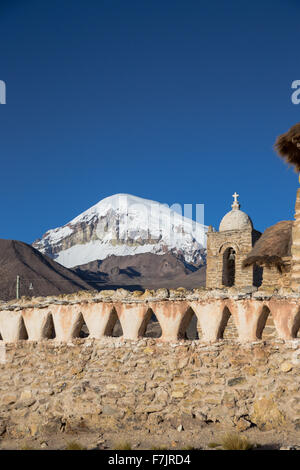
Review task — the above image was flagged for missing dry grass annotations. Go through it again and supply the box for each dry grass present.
[20,443,35,450]
[182,445,199,450]
[274,123,300,172]
[113,441,132,450]
[65,440,86,450]
[243,220,293,271]
[207,441,221,449]
[220,432,253,451]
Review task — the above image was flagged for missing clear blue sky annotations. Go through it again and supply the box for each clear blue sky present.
[0,0,300,243]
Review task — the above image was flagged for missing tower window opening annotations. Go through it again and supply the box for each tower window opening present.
[222,248,236,287]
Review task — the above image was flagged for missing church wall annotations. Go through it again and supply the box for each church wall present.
[261,266,281,290]
[261,259,291,290]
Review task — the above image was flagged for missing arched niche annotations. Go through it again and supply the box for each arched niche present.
[222,247,236,287]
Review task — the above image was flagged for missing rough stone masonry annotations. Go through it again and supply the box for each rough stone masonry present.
[0,287,300,440]
[0,338,300,439]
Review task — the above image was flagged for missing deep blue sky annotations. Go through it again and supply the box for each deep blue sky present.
[0,0,300,243]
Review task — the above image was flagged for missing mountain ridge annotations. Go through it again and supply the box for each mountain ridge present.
[71,252,206,291]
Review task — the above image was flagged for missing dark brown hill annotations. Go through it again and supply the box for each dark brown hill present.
[72,252,206,291]
[0,239,91,301]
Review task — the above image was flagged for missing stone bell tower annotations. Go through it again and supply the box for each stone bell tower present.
[206,193,261,289]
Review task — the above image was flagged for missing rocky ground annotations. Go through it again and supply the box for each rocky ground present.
[1,425,300,450]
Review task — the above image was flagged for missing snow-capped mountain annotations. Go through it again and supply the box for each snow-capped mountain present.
[33,194,208,268]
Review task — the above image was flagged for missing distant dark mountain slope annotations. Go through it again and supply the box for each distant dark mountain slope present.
[72,252,206,291]
[0,239,91,301]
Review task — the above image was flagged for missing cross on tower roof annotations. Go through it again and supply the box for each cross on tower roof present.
[232,192,239,203]
[231,192,240,210]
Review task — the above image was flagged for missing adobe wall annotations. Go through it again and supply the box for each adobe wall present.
[1,287,300,343]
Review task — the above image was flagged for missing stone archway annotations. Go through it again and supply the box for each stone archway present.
[222,247,236,287]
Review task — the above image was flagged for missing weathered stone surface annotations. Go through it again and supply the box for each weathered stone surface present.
[281,361,293,372]
[227,377,246,387]
[236,417,251,432]
[250,395,286,430]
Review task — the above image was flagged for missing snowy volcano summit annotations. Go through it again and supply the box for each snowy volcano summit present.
[33,194,207,268]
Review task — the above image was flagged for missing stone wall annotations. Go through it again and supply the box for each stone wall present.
[1,289,300,441]
[1,338,300,440]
